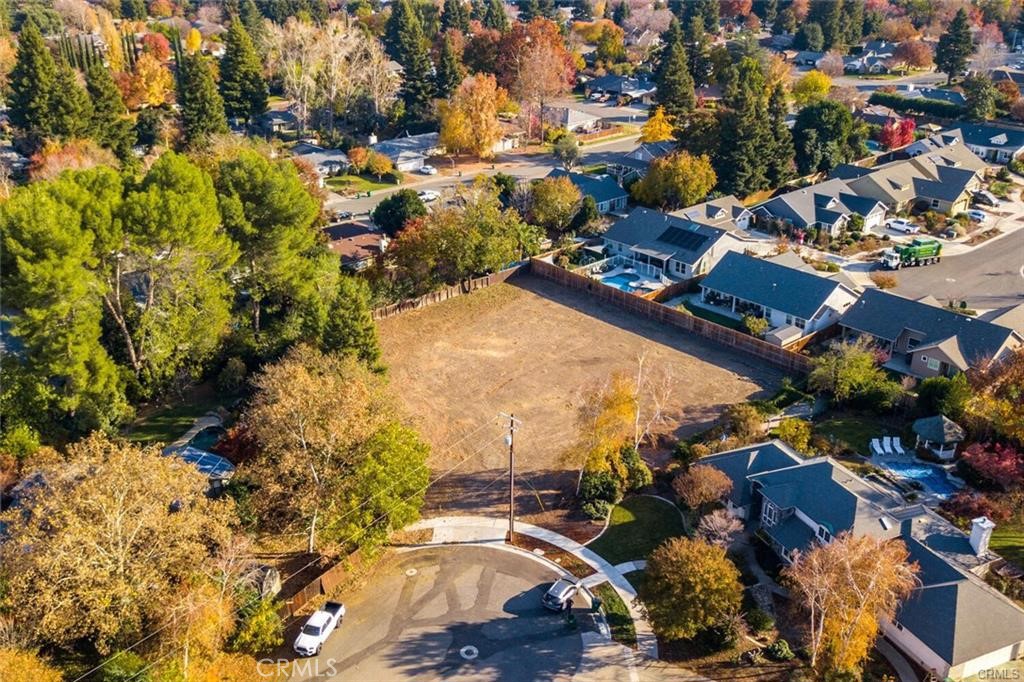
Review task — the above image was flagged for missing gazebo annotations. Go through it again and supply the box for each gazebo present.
[912,415,966,461]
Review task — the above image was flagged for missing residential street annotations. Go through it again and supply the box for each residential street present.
[890,228,1024,309]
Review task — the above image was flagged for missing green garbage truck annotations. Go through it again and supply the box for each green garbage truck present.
[879,237,942,270]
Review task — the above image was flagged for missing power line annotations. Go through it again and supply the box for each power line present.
[73,418,505,682]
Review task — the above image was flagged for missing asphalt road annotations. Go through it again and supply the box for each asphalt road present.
[890,228,1024,309]
[289,545,597,682]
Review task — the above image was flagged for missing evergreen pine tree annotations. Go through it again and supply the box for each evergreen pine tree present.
[936,8,973,85]
[121,0,146,20]
[612,1,629,26]
[841,0,864,48]
[517,0,540,22]
[49,64,93,140]
[322,276,382,367]
[484,0,508,30]
[717,58,770,197]
[240,0,267,53]
[220,20,268,124]
[764,82,794,187]
[388,0,436,121]
[85,62,135,162]
[538,0,558,20]
[8,21,57,145]
[572,0,592,21]
[696,0,718,34]
[685,13,711,87]
[178,53,228,145]
[653,18,681,85]
[655,39,695,120]
[441,0,470,33]
[752,0,777,25]
[809,0,842,50]
[435,34,464,98]
[470,0,487,21]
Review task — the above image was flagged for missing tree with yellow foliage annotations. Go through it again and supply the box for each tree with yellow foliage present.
[792,69,832,106]
[439,73,508,159]
[127,52,174,108]
[784,533,919,674]
[630,150,716,210]
[0,649,63,682]
[186,27,203,54]
[639,106,673,142]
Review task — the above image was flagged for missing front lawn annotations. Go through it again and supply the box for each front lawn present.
[592,582,636,648]
[991,521,1024,568]
[586,496,686,566]
[325,174,395,195]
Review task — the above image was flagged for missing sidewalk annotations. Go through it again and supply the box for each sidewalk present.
[408,515,659,660]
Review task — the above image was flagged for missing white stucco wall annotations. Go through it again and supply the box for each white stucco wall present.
[881,620,950,679]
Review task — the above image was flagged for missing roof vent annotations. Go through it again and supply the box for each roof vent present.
[970,516,995,556]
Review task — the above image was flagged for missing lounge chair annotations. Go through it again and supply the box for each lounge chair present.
[892,437,906,457]
[882,436,895,456]
[870,438,884,457]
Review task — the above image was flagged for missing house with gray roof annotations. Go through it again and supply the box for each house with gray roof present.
[547,169,629,214]
[541,106,602,134]
[291,143,350,186]
[602,207,742,279]
[370,131,442,171]
[701,443,1024,681]
[839,289,1023,378]
[918,124,1024,164]
[586,75,657,104]
[671,195,753,233]
[752,178,888,237]
[699,251,858,343]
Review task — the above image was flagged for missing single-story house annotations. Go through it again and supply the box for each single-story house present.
[934,124,1024,165]
[606,142,676,181]
[838,288,1024,378]
[601,207,742,280]
[259,110,299,135]
[291,143,350,185]
[897,85,967,106]
[912,415,966,460]
[752,178,888,237]
[833,142,987,215]
[856,103,907,127]
[370,131,442,172]
[324,221,387,271]
[699,251,859,340]
[547,169,628,214]
[586,75,657,104]
[702,443,1024,681]
[845,39,897,74]
[989,66,1024,88]
[794,50,825,66]
[672,195,753,233]
[542,106,602,134]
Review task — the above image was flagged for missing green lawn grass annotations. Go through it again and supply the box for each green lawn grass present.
[813,414,880,455]
[679,300,743,330]
[991,522,1024,567]
[592,582,637,648]
[325,174,395,194]
[125,384,228,445]
[587,496,686,566]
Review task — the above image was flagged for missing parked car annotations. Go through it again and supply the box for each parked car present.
[941,228,958,239]
[885,218,920,234]
[417,189,440,203]
[332,210,353,221]
[293,602,345,656]
[972,189,999,207]
[541,578,580,612]
[419,164,438,175]
[588,91,604,101]
[966,209,987,223]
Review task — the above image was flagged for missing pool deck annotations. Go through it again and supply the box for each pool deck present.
[871,454,962,502]
[590,264,665,294]
[162,413,223,454]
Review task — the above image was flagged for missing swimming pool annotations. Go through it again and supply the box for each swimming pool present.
[188,425,226,451]
[878,460,960,498]
[601,272,642,293]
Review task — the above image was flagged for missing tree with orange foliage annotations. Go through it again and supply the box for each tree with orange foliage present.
[119,52,173,109]
[496,18,575,139]
[438,73,508,159]
[148,0,174,17]
[784,534,919,674]
[141,32,172,61]
[28,139,117,180]
[672,464,732,511]
[965,347,1024,443]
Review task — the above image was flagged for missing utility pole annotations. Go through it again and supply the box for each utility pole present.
[501,413,521,539]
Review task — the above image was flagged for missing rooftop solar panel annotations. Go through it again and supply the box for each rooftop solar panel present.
[656,226,709,251]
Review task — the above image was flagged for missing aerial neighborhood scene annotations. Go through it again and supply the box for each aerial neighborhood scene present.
[3,0,1024,680]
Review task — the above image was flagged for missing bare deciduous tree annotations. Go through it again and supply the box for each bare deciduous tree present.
[698,509,744,547]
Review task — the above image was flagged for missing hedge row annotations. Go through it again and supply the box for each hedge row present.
[867,91,966,119]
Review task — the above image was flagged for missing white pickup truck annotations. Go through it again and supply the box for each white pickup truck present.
[293,601,346,657]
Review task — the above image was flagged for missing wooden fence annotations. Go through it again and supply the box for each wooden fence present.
[530,257,814,375]
[276,550,370,619]
[371,264,526,321]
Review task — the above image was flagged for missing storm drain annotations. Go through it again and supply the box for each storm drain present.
[459,645,479,660]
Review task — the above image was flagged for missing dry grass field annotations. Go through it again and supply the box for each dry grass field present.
[378,274,783,535]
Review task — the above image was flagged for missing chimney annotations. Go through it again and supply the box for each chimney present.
[379,235,390,254]
[368,133,378,145]
[970,516,995,556]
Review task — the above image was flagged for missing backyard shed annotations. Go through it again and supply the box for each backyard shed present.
[913,415,966,461]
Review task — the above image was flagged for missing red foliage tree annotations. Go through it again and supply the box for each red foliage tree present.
[940,491,1012,524]
[960,442,1024,491]
[720,0,753,19]
[141,32,171,61]
[878,117,916,149]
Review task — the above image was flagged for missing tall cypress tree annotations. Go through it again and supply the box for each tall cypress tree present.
[85,62,135,161]
[178,53,228,145]
[936,8,973,85]
[764,83,794,187]
[388,0,435,121]
[240,0,267,53]
[220,20,268,124]
[8,21,57,145]
[655,40,695,120]
[696,0,718,35]
[441,0,470,33]
[435,34,464,98]
[50,64,93,140]
[484,0,508,30]
[685,13,711,87]
[612,1,629,26]
[809,0,842,51]
[717,58,771,197]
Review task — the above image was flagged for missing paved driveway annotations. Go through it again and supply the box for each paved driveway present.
[289,545,597,682]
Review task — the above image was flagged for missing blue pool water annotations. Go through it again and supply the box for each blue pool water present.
[878,460,959,498]
[188,425,226,451]
[602,273,641,292]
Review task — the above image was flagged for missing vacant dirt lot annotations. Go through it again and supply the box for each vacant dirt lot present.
[378,274,783,534]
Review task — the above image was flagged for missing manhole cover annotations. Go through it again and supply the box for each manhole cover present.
[459,645,479,660]
[405,568,418,576]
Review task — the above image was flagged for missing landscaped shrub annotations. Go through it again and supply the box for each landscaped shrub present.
[217,356,248,394]
[741,314,769,338]
[766,638,795,661]
[621,446,653,491]
[867,91,965,118]
[672,441,698,469]
[745,607,775,634]
[697,621,741,652]
[581,498,611,520]
[229,589,285,655]
[580,470,622,505]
